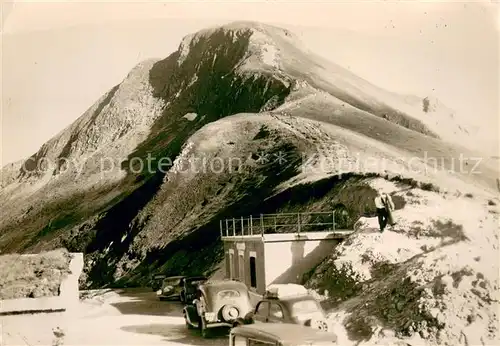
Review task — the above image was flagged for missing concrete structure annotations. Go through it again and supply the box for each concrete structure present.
[220,212,353,296]
[0,252,84,315]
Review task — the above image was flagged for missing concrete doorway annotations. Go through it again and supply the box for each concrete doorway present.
[249,256,257,289]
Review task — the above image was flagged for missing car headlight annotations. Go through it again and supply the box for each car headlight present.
[204,312,217,322]
[156,289,162,295]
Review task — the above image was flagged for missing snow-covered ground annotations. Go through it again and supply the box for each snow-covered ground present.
[307,177,500,346]
[1,289,226,346]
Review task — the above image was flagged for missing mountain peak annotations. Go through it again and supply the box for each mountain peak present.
[179,20,299,43]
[176,20,304,68]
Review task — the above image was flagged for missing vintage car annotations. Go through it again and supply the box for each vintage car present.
[151,273,167,291]
[183,279,253,338]
[180,275,208,304]
[238,284,331,332]
[156,275,186,301]
[229,323,338,345]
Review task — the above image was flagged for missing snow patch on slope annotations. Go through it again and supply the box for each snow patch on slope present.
[166,141,196,179]
[187,74,198,88]
[261,43,279,67]
[183,113,198,121]
[177,33,198,66]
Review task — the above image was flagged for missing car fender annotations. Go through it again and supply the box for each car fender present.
[196,297,206,315]
[183,305,200,324]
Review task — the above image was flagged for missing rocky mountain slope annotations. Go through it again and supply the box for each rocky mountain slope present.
[1,21,498,345]
[305,177,499,346]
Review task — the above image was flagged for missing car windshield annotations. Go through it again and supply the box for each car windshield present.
[164,278,181,285]
[290,299,324,320]
[188,280,205,286]
[217,290,241,299]
[186,280,205,290]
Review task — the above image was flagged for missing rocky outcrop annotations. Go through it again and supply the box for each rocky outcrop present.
[0,249,72,300]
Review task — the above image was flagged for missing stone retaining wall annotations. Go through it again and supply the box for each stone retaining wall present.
[0,253,84,315]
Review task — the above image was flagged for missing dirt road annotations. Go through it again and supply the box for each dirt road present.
[1,288,227,345]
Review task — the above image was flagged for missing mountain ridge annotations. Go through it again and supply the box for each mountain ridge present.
[1,21,476,175]
[2,21,496,254]
[1,20,499,345]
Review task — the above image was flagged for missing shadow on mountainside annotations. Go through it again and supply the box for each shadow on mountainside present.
[106,172,405,288]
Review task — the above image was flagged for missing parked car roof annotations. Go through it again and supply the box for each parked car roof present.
[200,279,247,289]
[198,280,249,300]
[231,323,337,343]
[265,284,309,299]
[185,276,207,281]
[163,275,186,279]
[264,293,320,304]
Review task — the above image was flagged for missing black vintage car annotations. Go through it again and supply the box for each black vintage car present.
[156,275,186,301]
[183,279,253,338]
[151,273,167,291]
[180,276,207,304]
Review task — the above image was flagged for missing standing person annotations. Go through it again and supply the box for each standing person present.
[374,191,395,232]
[382,192,396,227]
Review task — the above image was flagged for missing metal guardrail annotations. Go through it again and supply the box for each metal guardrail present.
[220,211,337,237]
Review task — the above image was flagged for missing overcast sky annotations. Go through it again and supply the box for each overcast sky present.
[1,0,498,166]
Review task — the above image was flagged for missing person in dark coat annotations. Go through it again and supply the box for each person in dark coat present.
[374,191,395,232]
